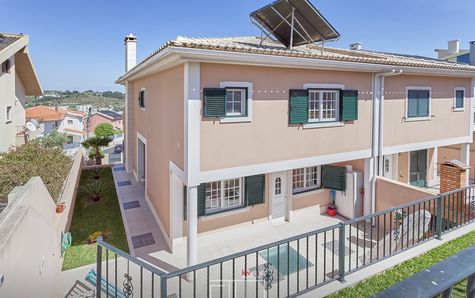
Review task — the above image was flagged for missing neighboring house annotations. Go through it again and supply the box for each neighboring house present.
[0,33,42,152]
[116,34,475,266]
[436,40,475,181]
[88,110,123,133]
[435,40,475,65]
[25,105,87,144]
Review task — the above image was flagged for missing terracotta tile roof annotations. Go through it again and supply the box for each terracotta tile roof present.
[129,36,475,74]
[63,128,86,135]
[26,105,85,122]
[26,105,65,122]
[0,33,22,52]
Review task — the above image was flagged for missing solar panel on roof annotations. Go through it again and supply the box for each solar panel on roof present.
[250,0,340,49]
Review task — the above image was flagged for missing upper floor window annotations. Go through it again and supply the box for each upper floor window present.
[203,87,248,118]
[407,89,430,118]
[292,166,321,194]
[67,119,73,124]
[1,59,11,74]
[139,90,145,109]
[308,90,339,122]
[225,88,246,117]
[5,106,12,123]
[205,178,243,213]
[454,88,465,110]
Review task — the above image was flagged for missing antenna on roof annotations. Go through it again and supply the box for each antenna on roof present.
[250,0,340,52]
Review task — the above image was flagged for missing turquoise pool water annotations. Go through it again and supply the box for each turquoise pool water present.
[259,244,313,276]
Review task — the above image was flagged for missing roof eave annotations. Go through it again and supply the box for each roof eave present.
[116,46,475,83]
[15,47,43,96]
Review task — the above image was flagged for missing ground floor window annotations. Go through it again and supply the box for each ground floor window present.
[205,178,243,213]
[292,166,321,194]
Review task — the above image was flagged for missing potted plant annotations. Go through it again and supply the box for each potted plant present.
[56,202,66,213]
[327,190,337,216]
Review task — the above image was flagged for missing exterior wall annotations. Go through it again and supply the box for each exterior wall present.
[130,64,185,237]
[383,75,472,149]
[89,114,124,133]
[58,114,85,134]
[0,55,26,152]
[199,63,373,171]
[438,137,475,181]
[292,189,330,211]
[0,153,82,297]
[397,152,410,183]
[375,176,434,212]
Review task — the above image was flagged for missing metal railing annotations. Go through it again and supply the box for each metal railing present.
[375,245,475,297]
[95,185,475,297]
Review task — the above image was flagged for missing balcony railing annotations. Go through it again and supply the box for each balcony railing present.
[95,185,475,297]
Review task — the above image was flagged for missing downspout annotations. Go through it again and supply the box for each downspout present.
[370,69,402,215]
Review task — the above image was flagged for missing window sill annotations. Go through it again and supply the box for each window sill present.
[292,188,326,199]
[140,107,146,111]
[220,116,251,123]
[5,120,12,124]
[453,108,465,112]
[201,206,250,221]
[404,116,431,122]
[303,122,344,129]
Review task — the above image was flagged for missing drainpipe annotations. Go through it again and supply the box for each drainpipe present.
[370,69,402,215]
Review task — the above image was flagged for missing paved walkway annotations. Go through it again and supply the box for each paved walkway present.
[111,164,170,267]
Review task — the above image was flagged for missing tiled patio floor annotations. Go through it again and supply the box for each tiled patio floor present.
[111,164,170,266]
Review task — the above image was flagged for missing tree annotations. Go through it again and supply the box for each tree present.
[94,123,115,138]
[82,136,111,165]
[40,131,68,148]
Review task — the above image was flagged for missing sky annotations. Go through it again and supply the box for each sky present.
[2,0,475,92]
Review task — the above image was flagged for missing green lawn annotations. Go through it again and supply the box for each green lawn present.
[331,230,475,298]
[62,167,129,270]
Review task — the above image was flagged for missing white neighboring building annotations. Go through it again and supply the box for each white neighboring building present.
[58,110,87,144]
[0,33,42,152]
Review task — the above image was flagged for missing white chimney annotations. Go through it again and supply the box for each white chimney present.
[448,39,460,55]
[470,41,475,66]
[350,42,362,51]
[124,33,137,72]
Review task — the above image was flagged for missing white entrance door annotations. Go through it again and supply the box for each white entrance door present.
[271,172,287,220]
[383,155,393,179]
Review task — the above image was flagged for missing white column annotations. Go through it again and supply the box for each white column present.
[461,143,470,186]
[364,157,374,217]
[432,147,438,184]
[187,186,198,266]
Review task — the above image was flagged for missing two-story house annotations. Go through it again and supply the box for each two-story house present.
[0,33,42,152]
[116,33,475,266]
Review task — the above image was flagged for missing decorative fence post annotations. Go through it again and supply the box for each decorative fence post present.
[96,237,103,298]
[338,223,346,282]
[436,196,443,240]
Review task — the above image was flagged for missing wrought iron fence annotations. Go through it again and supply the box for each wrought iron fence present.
[96,185,475,297]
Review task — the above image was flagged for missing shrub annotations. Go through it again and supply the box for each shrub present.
[94,123,115,138]
[0,142,72,202]
[87,231,103,243]
[40,131,68,148]
[79,181,108,201]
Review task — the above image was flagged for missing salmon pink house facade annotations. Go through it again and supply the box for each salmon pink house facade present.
[116,35,475,266]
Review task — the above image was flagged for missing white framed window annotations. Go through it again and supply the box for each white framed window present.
[292,166,321,194]
[1,59,11,74]
[205,178,243,213]
[405,87,431,120]
[225,88,246,117]
[308,90,339,122]
[275,177,282,195]
[138,89,145,109]
[67,119,73,124]
[219,81,253,123]
[453,87,465,111]
[6,106,12,123]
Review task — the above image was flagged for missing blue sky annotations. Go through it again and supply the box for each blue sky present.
[2,0,475,92]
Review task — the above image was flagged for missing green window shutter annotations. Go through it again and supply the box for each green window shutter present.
[203,88,226,117]
[289,89,309,124]
[197,184,206,217]
[183,186,187,220]
[245,175,265,205]
[321,165,346,191]
[340,90,358,121]
[455,90,464,108]
[407,90,418,117]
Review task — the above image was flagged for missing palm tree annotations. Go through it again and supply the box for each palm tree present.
[82,136,111,165]
[80,181,108,201]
